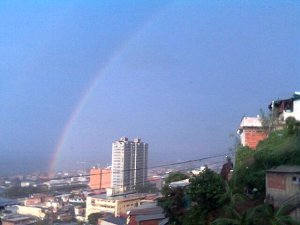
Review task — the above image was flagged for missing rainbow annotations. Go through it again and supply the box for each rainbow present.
[48,4,170,173]
[48,42,130,174]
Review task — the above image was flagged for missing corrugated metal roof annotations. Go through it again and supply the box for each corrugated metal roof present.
[136,213,166,222]
[128,202,163,216]
[169,179,190,188]
[159,218,169,225]
[101,217,126,225]
[267,165,300,173]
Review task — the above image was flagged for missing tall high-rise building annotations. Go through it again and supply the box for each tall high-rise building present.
[111,137,148,192]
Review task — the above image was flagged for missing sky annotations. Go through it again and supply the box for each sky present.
[0,1,300,175]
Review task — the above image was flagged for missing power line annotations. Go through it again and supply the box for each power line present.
[45,152,232,182]
[98,160,228,189]
[3,156,231,197]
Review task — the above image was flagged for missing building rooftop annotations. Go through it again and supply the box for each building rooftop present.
[136,213,166,222]
[0,197,20,207]
[294,92,300,99]
[2,214,34,222]
[267,165,300,174]
[91,192,146,201]
[128,202,163,215]
[169,179,190,188]
[239,117,263,128]
[159,218,169,225]
[100,216,126,225]
[268,92,300,110]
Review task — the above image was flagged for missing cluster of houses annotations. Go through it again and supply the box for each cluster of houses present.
[1,187,167,225]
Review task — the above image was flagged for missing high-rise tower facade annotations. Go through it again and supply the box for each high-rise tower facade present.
[111,137,148,192]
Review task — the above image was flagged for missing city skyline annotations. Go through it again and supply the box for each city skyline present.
[1,1,300,175]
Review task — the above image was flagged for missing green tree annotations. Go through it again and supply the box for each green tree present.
[183,205,206,225]
[187,168,226,225]
[188,168,225,212]
[220,181,244,208]
[159,187,186,225]
[161,172,189,200]
[212,206,256,225]
[164,172,189,185]
[255,204,300,225]
[88,212,106,225]
[285,117,300,136]
[135,182,159,193]
[4,186,46,198]
[158,172,189,225]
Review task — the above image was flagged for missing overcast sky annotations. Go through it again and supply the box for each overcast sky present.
[1,1,300,175]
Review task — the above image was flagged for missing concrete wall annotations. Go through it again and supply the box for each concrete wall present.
[99,221,115,225]
[17,206,46,219]
[86,196,144,219]
[89,168,112,190]
[140,220,161,225]
[290,208,300,221]
[24,197,41,206]
[283,99,300,121]
[85,196,116,220]
[266,172,300,207]
[116,199,140,217]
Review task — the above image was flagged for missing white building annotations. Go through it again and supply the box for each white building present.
[269,92,300,122]
[237,116,267,149]
[112,137,148,192]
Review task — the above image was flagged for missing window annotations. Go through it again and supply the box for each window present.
[292,177,300,184]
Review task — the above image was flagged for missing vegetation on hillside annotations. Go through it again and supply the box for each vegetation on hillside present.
[159,118,300,225]
[235,120,300,196]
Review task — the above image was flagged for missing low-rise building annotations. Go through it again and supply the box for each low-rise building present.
[98,216,126,225]
[20,181,36,187]
[147,177,163,191]
[17,205,46,219]
[0,197,20,208]
[266,165,300,207]
[266,165,300,221]
[86,192,147,219]
[57,213,73,222]
[237,116,268,149]
[74,205,85,221]
[24,197,41,206]
[1,215,38,225]
[127,202,167,225]
[24,194,54,206]
[269,92,300,122]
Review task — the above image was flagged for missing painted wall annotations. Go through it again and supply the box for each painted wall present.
[17,206,46,219]
[283,99,300,121]
[242,129,267,149]
[89,168,111,190]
